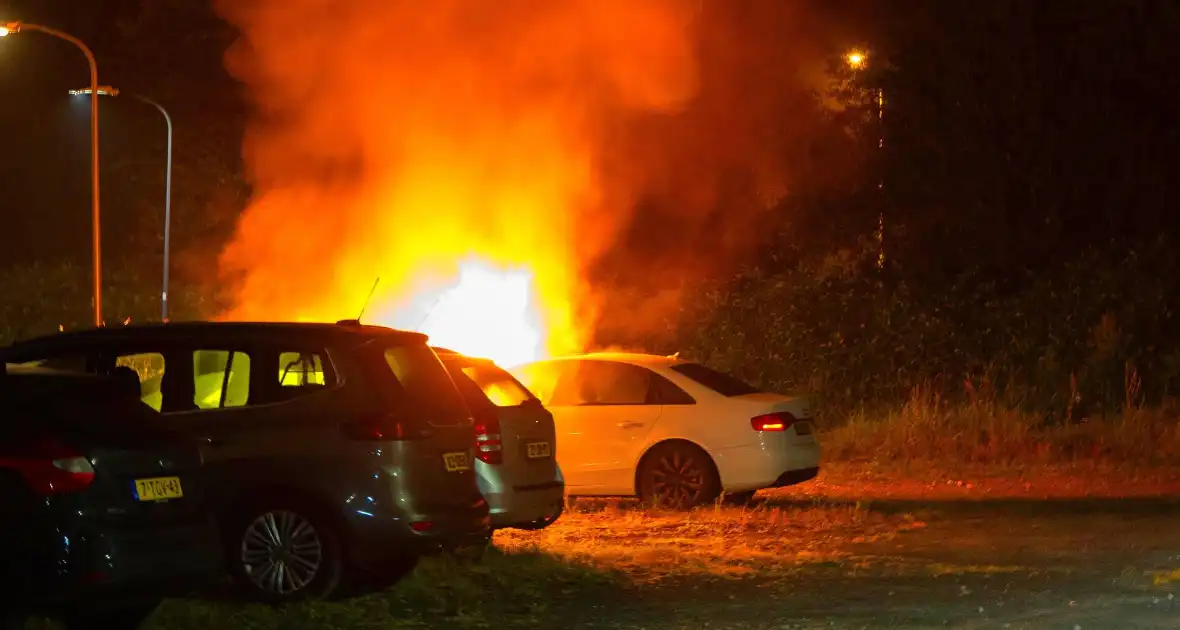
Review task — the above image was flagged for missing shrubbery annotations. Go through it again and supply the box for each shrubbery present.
[0,262,212,346]
[599,240,1180,427]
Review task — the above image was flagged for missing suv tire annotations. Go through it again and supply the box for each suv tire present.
[227,496,345,603]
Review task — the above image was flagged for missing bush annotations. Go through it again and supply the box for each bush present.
[596,240,1180,426]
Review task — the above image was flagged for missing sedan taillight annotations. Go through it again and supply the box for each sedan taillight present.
[751,412,796,432]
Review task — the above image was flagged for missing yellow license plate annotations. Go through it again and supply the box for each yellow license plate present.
[526,441,552,459]
[134,476,184,502]
[443,451,470,472]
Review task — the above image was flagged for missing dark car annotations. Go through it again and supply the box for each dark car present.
[1,321,491,602]
[1,365,223,630]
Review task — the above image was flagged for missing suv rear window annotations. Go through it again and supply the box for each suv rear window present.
[669,363,762,397]
[383,344,470,423]
[457,362,534,407]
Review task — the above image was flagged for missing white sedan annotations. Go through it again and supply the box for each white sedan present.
[509,353,820,508]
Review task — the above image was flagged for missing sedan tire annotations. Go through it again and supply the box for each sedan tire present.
[637,441,721,510]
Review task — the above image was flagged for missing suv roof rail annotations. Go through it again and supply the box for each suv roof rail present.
[336,319,362,327]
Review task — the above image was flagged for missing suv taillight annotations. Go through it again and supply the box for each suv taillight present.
[751,412,796,432]
[473,412,502,465]
[341,414,422,441]
[0,438,96,495]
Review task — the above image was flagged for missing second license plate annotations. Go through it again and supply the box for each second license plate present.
[526,441,552,459]
[443,451,471,472]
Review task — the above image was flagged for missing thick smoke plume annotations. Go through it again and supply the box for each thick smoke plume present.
[214,0,702,355]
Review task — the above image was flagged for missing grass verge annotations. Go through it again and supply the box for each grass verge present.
[821,387,1180,467]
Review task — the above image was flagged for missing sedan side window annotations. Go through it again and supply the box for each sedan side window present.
[561,361,652,406]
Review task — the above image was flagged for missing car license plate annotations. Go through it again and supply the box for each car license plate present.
[526,441,552,459]
[796,421,813,436]
[443,451,470,472]
[134,476,183,502]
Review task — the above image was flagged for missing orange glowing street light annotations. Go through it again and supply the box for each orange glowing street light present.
[2,20,105,327]
[846,50,867,69]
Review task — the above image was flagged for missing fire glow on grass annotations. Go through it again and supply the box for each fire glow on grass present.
[214,1,701,367]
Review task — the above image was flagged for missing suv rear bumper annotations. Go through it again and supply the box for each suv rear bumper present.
[344,496,492,570]
[484,480,565,529]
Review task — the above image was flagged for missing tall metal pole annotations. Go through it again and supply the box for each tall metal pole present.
[129,95,174,321]
[16,23,103,326]
[72,88,174,322]
[876,87,885,270]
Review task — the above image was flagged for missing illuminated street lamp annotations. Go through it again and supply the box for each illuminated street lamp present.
[71,86,174,321]
[846,50,867,69]
[2,21,104,326]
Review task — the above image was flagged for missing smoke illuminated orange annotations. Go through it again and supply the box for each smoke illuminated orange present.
[214,0,700,366]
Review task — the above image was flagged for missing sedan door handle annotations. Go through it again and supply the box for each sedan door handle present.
[616,421,643,429]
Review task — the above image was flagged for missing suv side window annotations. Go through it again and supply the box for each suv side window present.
[278,351,329,387]
[192,349,252,409]
[553,360,653,406]
[114,352,167,411]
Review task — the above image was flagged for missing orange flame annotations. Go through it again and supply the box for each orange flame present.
[379,259,549,368]
[214,1,700,366]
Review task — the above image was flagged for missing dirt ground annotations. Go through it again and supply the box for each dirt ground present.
[506,464,1180,629]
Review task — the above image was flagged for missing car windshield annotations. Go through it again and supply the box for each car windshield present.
[669,363,762,397]
[456,362,534,407]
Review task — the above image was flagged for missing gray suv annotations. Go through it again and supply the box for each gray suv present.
[2,321,491,602]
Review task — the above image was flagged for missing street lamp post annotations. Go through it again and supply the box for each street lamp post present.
[71,87,173,321]
[2,21,104,326]
[846,49,886,270]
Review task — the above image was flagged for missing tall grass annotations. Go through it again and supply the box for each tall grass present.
[822,383,1180,466]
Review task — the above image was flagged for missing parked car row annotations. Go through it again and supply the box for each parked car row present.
[0,319,820,629]
[0,321,564,628]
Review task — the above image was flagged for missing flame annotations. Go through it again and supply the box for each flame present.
[379,259,545,367]
[214,1,700,366]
